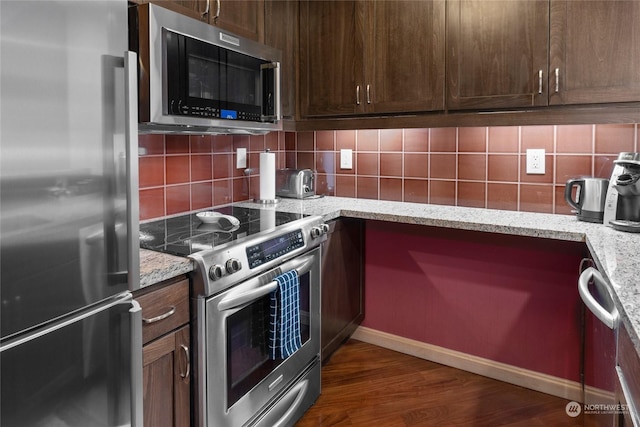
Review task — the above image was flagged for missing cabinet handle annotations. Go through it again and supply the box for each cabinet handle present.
[366,84,371,104]
[214,0,221,21]
[554,68,560,93]
[201,0,210,19]
[538,70,543,94]
[180,344,190,379]
[356,85,361,105]
[142,306,176,324]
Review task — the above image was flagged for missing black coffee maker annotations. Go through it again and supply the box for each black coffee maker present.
[603,152,640,232]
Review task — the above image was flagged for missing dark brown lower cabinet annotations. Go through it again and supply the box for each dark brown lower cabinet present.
[136,277,191,427]
[321,218,364,362]
[143,326,190,427]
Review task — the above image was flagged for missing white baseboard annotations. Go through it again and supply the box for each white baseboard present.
[352,326,590,403]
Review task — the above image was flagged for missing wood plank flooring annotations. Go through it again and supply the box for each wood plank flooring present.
[296,340,584,427]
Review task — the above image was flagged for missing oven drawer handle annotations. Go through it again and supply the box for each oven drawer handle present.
[272,379,309,427]
[217,255,316,312]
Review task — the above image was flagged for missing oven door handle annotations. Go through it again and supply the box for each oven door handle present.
[281,254,315,277]
[217,254,315,312]
[217,282,278,312]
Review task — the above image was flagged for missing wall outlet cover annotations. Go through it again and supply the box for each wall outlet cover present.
[526,148,545,175]
[236,148,247,169]
[340,149,353,169]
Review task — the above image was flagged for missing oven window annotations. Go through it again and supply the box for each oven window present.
[226,272,310,409]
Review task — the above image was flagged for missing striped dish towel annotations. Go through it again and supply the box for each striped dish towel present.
[269,270,302,360]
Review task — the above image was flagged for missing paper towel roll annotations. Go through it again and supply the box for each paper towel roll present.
[259,151,276,201]
[260,206,276,231]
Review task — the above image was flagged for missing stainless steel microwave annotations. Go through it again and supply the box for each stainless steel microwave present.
[129,3,282,135]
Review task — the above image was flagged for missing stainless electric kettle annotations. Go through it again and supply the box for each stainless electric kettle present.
[564,177,609,223]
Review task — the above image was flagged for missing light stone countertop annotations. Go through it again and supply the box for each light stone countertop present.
[140,196,640,357]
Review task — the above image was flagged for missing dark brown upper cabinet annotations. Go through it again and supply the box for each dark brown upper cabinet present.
[142,0,264,42]
[549,0,640,105]
[265,0,299,120]
[446,0,550,110]
[447,0,640,111]
[299,0,445,118]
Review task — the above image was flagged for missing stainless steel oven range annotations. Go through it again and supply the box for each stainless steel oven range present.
[141,207,327,427]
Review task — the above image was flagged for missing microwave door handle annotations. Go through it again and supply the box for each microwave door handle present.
[261,62,281,121]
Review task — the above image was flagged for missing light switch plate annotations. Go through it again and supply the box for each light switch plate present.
[236,148,247,169]
[526,149,545,174]
[340,149,353,169]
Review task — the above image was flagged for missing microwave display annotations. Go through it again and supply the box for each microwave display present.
[165,29,277,123]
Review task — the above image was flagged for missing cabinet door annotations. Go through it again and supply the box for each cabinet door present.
[143,325,191,427]
[299,0,365,117]
[549,0,640,105]
[446,0,549,110]
[211,0,265,42]
[144,0,209,21]
[321,218,364,362]
[265,0,298,119]
[366,0,445,114]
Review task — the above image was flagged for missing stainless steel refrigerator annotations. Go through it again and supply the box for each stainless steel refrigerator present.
[0,1,142,426]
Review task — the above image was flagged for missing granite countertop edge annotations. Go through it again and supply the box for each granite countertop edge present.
[140,196,640,356]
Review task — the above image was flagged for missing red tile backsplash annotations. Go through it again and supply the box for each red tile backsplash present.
[139,124,638,221]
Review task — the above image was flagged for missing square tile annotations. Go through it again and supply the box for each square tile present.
[430,180,456,206]
[316,131,335,151]
[166,184,191,215]
[316,151,336,174]
[214,153,233,179]
[213,179,233,206]
[213,135,233,153]
[521,125,553,152]
[315,173,335,196]
[404,179,428,203]
[232,177,250,202]
[488,154,518,182]
[380,178,403,201]
[336,130,356,150]
[430,153,456,179]
[595,124,635,154]
[249,135,266,152]
[404,128,429,152]
[556,155,592,183]
[380,153,403,177]
[190,135,212,153]
[557,125,593,153]
[380,129,403,151]
[458,127,486,152]
[139,156,164,188]
[139,188,165,220]
[139,134,165,156]
[356,176,378,199]
[166,155,190,184]
[458,154,486,181]
[555,185,575,216]
[191,182,213,210]
[488,127,518,153]
[457,181,485,208]
[430,128,456,152]
[487,183,518,211]
[357,152,379,176]
[335,175,356,197]
[519,184,553,213]
[404,153,428,178]
[191,154,212,182]
[297,132,315,151]
[166,135,190,154]
[297,152,315,170]
[357,129,379,151]
[266,132,279,152]
[519,154,554,184]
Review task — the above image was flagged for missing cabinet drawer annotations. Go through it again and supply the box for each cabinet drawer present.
[137,278,189,344]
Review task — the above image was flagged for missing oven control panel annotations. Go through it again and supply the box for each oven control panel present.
[246,229,304,269]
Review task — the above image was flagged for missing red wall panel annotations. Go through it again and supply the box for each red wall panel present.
[362,220,586,381]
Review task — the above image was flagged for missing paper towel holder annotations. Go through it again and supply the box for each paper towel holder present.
[255,149,279,205]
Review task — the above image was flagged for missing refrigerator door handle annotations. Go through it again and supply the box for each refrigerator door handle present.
[124,50,140,291]
[130,299,144,427]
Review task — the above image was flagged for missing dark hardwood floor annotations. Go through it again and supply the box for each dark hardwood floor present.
[296,340,583,427]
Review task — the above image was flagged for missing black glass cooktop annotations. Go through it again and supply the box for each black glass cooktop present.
[140,206,305,257]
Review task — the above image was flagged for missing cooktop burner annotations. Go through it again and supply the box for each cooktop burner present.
[139,206,305,256]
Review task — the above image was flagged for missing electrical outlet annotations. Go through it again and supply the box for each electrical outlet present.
[236,148,247,169]
[340,149,353,169]
[526,149,545,174]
